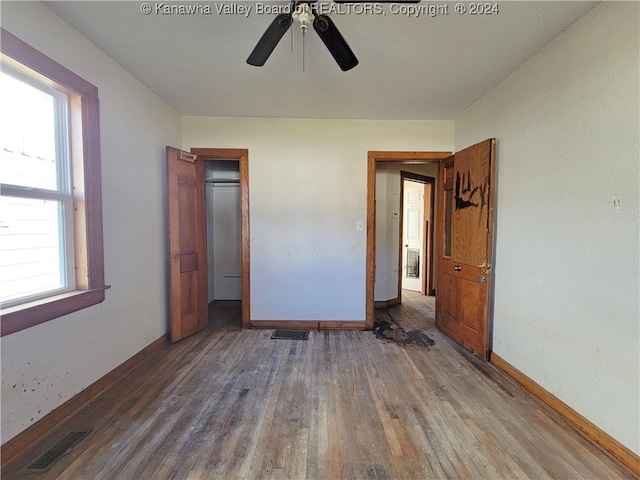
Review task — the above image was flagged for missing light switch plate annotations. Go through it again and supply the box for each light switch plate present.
[356,220,364,231]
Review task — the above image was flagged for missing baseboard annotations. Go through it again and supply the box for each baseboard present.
[491,353,640,476]
[250,320,366,330]
[374,297,401,308]
[210,300,241,306]
[1,333,169,468]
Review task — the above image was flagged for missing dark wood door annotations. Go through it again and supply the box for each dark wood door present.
[167,146,208,342]
[436,139,496,359]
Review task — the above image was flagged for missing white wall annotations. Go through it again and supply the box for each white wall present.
[0,3,182,443]
[455,2,639,455]
[183,118,452,320]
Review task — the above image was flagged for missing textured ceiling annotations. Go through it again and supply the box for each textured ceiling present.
[44,1,597,119]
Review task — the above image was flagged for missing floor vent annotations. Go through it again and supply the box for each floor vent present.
[26,430,91,471]
[271,329,309,340]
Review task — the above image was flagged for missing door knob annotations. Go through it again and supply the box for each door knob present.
[454,265,462,271]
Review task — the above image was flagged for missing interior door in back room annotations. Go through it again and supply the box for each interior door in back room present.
[167,146,208,343]
[436,139,497,360]
[402,179,425,293]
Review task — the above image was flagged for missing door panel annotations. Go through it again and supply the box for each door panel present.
[436,139,496,359]
[451,140,492,266]
[439,269,457,319]
[167,146,208,343]
[438,260,487,353]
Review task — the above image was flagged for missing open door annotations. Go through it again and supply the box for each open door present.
[167,146,208,342]
[436,139,496,359]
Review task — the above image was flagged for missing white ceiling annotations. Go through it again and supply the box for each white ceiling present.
[44,1,597,120]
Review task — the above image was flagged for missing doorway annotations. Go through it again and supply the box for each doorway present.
[400,172,435,297]
[366,141,497,356]
[191,148,250,328]
[205,160,241,303]
[366,151,451,329]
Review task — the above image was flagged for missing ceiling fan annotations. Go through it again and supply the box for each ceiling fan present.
[246,0,420,72]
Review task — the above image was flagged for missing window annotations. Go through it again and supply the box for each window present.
[1,66,75,305]
[0,29,107,336]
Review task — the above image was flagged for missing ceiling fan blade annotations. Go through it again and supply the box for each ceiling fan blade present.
[247,13,293,66]
[312,15,358,71]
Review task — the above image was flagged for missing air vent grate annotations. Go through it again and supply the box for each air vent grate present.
[27,430,91,471]
[271,329,309,340]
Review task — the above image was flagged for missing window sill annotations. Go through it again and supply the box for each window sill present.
[1,286,110,337]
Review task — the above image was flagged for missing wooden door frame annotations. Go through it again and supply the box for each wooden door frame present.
[399,172,436,298]
[191,148,250,328]
[366,151,451,329]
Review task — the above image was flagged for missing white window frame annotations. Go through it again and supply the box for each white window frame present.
[1,65,77,307]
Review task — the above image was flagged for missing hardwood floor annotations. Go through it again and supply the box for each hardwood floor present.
[2,297,634,479]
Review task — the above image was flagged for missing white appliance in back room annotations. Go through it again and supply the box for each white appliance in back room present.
[205,160,241,303]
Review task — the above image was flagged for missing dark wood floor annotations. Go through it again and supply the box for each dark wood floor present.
[3,294,634,479]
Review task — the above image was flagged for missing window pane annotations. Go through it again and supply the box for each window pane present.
[444,189,453,257]
[0,71,59,190]
[0,196,65,303]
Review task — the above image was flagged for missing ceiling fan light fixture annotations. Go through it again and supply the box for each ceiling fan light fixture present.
[293,2,314,34]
